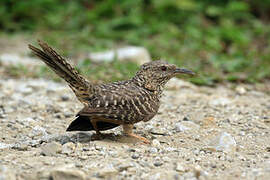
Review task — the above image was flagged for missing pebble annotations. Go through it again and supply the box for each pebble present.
[0,76,269,179]
[131,153,140,159]
[153,161,163,167]
[235,86,247,95]
[0,142,13,149]
[50,166,86,180]
[152,139,161,147]
[175,163,186,172]
[0,165,16,180]
[12,142,28,151]
[96,165,118,178]
[30,125,47,138]
[209,97,231,106]
[153,157,163,167]
[60,95,70,101]
[175,121,200,132]
[41,142,62,156]
[149,147,158,153]
[209,132,236,153]
[62,142,76,155]
[118,163,134,172]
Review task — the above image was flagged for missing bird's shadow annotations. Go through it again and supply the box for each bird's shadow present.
[53,132,146,145]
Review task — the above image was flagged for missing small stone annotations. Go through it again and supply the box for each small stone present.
[78,156,88,160]
[64,112,73,118]
[50,167,86,180]
[239,131,246,136]
[0,166,16,180]
[154,161,163,167]
[31,125,47,137]
[62,142,76,155]
[0,142,13,149]
[183,117,189,121]
[153,157,163,167]
[152,139,161,147]
[145,124,154,132]
[52,135,72,145]
[61,95,70,101]
[118,163,134,172]
[175,163,186,172]
[70,132,92,143]
[12,142,28,151]
[97,165,118,178]
[131,153,140,159]
[209,132,236,153]
[175,121,199,132]
[193,165,209,178]
[209,97,231,106]
[149,147,158,153]
[41,142,62,156]
[16,84,33,95]
[235,86,247,95]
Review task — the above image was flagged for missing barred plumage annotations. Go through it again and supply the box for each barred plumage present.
[29,40,194,143]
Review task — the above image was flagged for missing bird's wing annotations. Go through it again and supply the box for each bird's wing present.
[78,87,151,124]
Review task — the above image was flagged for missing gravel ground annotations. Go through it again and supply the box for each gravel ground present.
[0,77,269,180]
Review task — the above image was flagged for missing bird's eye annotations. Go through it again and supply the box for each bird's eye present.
[161,66,167,71]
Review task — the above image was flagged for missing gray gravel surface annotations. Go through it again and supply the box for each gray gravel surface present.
[0,77,269,180]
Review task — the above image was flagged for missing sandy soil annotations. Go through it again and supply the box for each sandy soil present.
[0,74,269,180]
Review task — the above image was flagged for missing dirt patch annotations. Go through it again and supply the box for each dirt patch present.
[0,78,269,179]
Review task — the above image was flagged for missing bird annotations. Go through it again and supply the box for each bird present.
[28,40,195,144]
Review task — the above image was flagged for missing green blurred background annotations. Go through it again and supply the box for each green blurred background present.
[0,0,269,85]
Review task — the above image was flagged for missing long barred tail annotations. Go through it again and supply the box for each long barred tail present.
[28,40,92,104]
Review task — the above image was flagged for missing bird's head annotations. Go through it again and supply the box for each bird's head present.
[133,60,195,92]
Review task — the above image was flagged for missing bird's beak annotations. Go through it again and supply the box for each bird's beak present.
[174,68,195,75]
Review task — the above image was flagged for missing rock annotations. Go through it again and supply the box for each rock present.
[41,142,62,156]
[50,135,72,145]
[61,95,70,101]
[16,84,33,95]
[96,165,118,178]
[149,147,158,153]
[153,157,163,167]
[235,86,247,95]
[50,167,86,180]
[70,132,92,143]
[0,142,13,149]
[131,153,140,159]
[31,125,47,137]
[175,121,200,132]
[208,132,236,153]
[0,166,16,180]
[12,142,28,151]
[153,161,163,167]
[118,163,134,172]
[64,112,73,118]
[152,139,161,147]
[193,165,209,179]
[62,142,76,155]
[209,97,231,106]
[89,46,151,65]
[175,163,186,172]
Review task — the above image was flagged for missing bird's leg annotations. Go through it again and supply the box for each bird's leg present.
[123,124,150,144]
[90,119,102,139]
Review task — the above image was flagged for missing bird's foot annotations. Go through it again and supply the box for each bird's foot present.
[126,133,150,144]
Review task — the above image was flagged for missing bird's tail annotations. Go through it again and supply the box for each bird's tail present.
[28,40,92,104]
